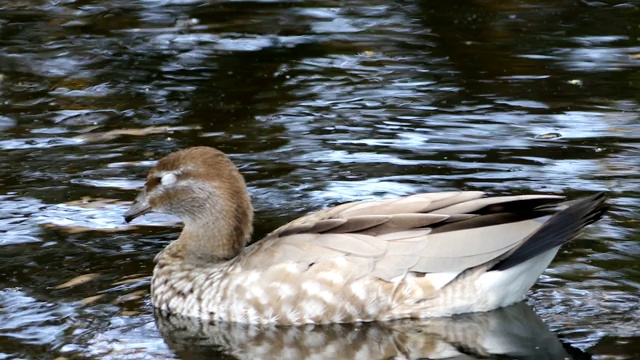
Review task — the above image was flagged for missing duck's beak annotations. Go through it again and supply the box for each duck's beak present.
[124,190,151,223]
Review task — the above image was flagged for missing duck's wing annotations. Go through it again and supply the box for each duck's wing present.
[239,191,602,282]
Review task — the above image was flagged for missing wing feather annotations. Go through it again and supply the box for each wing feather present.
[338,191,485,217]
[364,214,449,235]
[372,255,420,281]
[304,233,387,257]
[241,191,565,282]
[278,219,347,236]
[328,215,390,233]
[308,219,348,233]
[435,195,563,214]
[377,229,432,242]
[385,237,431,255]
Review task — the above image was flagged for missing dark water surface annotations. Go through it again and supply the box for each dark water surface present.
[0,0,639,359]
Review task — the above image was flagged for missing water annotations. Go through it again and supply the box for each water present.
[0,0,638,358]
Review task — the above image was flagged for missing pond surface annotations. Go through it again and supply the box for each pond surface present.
[0,0,639,359]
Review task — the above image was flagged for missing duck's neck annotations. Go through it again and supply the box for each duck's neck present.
[158,185,254,265]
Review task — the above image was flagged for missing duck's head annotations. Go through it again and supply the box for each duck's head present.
[124,147,253,260]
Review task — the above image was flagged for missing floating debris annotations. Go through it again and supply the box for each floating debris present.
[120,310,141,316]
[75,125,201,143]
[176,17,200,30]
[534,132,562,140]
[64,197,120,209]
[56,273,101,289]
[114,290,147,304]
[80,294,106,305]
[111,275,149,286]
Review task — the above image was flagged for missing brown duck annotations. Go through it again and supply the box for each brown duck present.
[124,146,606,325]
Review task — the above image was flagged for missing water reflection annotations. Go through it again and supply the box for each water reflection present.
[157,302,588,360]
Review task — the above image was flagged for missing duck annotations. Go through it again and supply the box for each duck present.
[124,146,607,325]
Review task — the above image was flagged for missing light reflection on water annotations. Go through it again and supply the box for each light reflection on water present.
[155,302,589,360]
[0,0,638,358]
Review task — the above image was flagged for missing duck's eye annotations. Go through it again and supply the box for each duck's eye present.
[161,173,178,187]
[146,176,161,189]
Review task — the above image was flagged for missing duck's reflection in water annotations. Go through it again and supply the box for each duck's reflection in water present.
[155,302,591,360]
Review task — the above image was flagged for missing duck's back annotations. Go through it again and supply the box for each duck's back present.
[154,191,606,324]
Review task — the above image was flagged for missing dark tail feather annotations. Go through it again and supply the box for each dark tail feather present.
[490,192,607,271]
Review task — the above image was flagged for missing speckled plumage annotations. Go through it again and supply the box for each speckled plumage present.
[124,147,606,325]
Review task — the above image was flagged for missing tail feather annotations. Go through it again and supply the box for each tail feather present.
[490,192,607,271]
